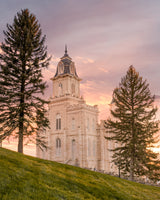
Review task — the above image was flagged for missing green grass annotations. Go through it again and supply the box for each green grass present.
[0,147,160,200]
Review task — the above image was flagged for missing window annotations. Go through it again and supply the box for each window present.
[72,118,75,130]
[56,114,61,130]
[58,61,64,74]
[56,138,61,156]
[71,83,75,94]
[70,62,75,74]
[72,139,76,160]
[58,83,63,96]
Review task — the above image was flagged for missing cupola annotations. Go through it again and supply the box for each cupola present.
[51,46,81,99]
[54,45,79,78]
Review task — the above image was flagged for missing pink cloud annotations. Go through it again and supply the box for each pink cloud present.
[74,56,94,64]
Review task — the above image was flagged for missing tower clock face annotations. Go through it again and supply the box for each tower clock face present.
[70,62,75,74]
[58,61,64,74]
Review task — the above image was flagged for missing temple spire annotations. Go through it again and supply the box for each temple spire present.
[65,44,67,54]
[54,46,79,78]
[64,44,68,56]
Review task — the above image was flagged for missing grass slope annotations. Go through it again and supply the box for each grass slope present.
[0,148,160,200]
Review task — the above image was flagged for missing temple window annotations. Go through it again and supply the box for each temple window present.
[56,114,61,130]
[58,83,63,96]
[56,138,61,156]
[58,61,64,74]
[71,83,75,94]
[72,139,76,160]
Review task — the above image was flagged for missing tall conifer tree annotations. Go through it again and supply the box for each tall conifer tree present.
[105,66,160,181]
[0,9,50,153]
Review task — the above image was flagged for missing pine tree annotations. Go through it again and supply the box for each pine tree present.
[105,66,160,181]
[0,9,50,153]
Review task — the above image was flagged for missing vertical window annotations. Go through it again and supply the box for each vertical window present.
[58,83,63,96]
[56,138,61,156]
[71,83,75,94]
[72,118,75,130]
[72,139,76,160]
[58,62,64,74]
[56,114,61,130]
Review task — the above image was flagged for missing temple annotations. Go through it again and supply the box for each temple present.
[37,47,118,174]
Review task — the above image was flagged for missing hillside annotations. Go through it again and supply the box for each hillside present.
[0,148,160,200]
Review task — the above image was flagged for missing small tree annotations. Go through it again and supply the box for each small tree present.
[0,9,50,153]
[105,66,160,181]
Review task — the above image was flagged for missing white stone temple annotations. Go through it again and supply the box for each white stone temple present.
[37,47,118,174]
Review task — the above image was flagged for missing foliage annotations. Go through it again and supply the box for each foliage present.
[105,66,160,181]
[0,9,50,153]
[0,147,160,200]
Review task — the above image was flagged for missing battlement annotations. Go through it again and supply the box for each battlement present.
[67,102,98,112]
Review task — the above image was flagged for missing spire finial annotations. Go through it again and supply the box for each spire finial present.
[65,44,67,55]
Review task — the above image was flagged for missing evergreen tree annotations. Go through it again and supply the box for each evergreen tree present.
[105,66,160,181]
[0,9,50,153]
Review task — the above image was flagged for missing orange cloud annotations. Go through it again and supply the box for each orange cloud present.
[2,139,36,157]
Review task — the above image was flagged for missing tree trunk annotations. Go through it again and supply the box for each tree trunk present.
[18,68,25,153]
[130,76,135,181]
[118,166,121,178]
[18,103,24,153]
[18,125,23,153]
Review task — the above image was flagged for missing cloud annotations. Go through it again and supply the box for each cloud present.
[74,56,94,64]
[44,55,59,79]
[98,67,108,73]
[50,55,60,63]
[80,80,112,120]
[0,0,160,120]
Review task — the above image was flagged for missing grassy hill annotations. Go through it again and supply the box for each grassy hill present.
[0,148,160,200]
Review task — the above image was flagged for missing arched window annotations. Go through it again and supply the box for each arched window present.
[56,114,61,130]
[70,62,75,74]
[71,83,75,94]
[72,139,76,160]
[58,83,63,96]
[56,138,61,156]
[58,61,64,75]
[72,118,75,130]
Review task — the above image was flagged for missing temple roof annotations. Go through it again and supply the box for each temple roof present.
[54,46,79,78]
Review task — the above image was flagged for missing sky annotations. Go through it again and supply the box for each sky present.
[1,0,160,155]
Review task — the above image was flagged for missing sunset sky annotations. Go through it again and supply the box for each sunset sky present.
[1,0,160,155]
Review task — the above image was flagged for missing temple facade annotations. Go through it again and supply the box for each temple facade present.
[37,47,118,174]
